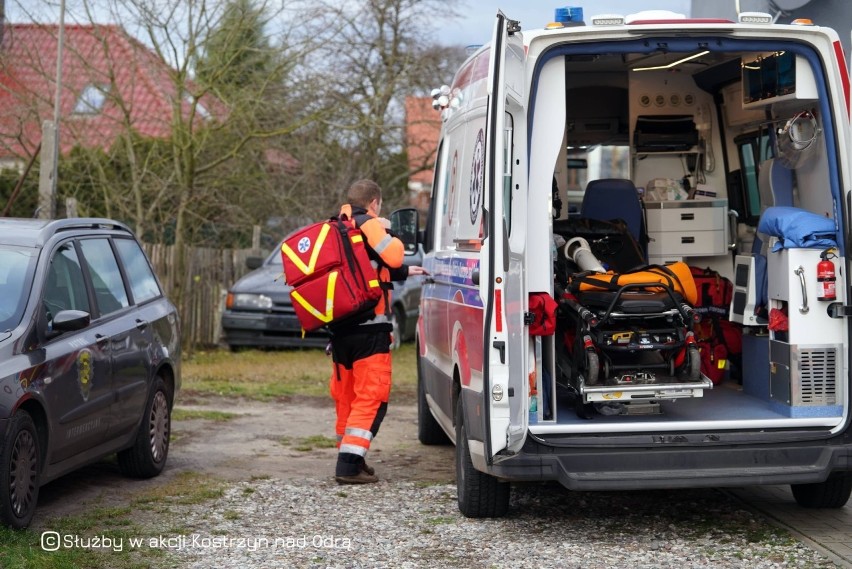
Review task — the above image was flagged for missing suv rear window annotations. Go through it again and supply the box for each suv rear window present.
[115,238,161,303]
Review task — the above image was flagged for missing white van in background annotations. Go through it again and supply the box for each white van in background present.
[409,7,852,518]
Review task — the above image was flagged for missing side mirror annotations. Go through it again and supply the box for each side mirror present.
[246,256,264,270]
[48,309,91,338]
[390,208,420,254]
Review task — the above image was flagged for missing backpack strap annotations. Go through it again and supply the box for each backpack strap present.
[347,213,393,317]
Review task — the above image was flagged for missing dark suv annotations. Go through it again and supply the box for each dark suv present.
[0,218,180,528]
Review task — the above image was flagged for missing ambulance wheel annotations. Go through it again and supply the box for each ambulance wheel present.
[455,399,510,518]
[417,347,450,445]
[792,473,852,508]
[584,351,599,386]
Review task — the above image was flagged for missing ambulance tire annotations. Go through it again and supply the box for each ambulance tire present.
[791,472,852,508]
[455,399,510,518]
[417,348,450,445]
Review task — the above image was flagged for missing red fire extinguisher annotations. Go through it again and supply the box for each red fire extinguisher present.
[817,248,837,301]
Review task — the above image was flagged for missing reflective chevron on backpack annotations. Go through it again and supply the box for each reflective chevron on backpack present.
[280,215,382,331]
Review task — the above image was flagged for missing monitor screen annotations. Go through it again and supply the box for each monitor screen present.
[776,51,796,96]
[760,54,778,99]
[743,59,762,103]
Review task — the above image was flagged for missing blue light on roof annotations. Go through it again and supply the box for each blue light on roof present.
[554,6,584,25]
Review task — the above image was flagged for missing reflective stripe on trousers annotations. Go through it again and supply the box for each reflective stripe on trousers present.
[330,352,392,476]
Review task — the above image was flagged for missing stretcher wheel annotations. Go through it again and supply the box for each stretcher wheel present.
[585,351,599,386]
[686,345,701,381]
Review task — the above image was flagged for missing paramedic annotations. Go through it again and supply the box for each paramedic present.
[329,179,427,484]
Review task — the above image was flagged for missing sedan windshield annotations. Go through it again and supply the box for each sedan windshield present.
[0,245,38,332]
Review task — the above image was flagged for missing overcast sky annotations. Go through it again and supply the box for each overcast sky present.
[6,1,695,47]
[438,1,693,46]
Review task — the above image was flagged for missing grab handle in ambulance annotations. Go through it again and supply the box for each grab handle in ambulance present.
[794,266,809,314]
[727,209,739,251]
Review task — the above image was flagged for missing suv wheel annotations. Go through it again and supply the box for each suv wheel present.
[118,377,171,478]
[390,306,404,350]
[0,410,40,529]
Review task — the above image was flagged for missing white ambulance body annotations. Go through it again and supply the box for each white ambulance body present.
[416,8,852,517]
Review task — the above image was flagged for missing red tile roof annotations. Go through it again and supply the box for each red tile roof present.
[0,23,217,160]
[405,96,441,186]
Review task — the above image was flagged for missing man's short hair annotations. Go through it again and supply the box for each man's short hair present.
[347,179,382,208]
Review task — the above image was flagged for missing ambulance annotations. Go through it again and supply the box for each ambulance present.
[407,7,852,517]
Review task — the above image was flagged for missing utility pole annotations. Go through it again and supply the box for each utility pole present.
[37,0,66,219]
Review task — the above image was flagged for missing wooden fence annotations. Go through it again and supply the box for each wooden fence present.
[142,242,265,348]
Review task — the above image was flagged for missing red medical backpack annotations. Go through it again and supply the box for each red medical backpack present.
[689,266,743,385]
[281,216,382,331]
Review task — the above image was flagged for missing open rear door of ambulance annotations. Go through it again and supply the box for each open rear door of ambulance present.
[481,11,528,463]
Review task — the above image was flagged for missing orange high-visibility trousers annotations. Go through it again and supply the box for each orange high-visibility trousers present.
[330,351,392,476]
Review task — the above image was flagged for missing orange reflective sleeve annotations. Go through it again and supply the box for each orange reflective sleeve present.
[360,217,404,269]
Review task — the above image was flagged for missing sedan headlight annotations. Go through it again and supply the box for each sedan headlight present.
[227,292,273,310]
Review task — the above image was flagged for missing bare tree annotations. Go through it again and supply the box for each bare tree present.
[304,0,460,205]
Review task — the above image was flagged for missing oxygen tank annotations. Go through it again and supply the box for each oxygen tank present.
[564,237,606,273]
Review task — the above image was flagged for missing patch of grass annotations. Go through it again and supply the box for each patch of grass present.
[172,408,238,422]
[425,516,456,526]
[222,510,241,521]
[0,505,165,569]
[132,471,224,511]
[293,435,338,452]
[414,480,453,488]
[182,343,418,401]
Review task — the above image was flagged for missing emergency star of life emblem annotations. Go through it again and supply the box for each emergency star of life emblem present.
[469,128,484,224]
[297,236,311,254]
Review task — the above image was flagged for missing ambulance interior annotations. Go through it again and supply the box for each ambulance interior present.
[529,40,847,433]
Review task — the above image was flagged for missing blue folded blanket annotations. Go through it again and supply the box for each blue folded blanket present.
[757,206,837,252]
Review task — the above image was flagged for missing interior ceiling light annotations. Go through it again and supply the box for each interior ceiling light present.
[632,50,710,72]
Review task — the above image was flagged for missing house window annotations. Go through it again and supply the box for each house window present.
[73,84,109,114]
[184,93,211,120]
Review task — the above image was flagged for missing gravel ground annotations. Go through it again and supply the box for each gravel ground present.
[164,478,839,569]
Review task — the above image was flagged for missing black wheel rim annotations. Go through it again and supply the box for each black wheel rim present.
[149,391,170,463]
[390,312,401,349]
[10,429,37,518]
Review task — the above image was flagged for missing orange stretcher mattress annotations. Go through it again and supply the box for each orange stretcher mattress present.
[573,261,698,305]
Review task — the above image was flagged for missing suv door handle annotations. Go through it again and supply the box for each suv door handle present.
[135,319,149,330]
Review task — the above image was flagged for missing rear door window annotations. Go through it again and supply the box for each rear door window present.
[79,238,130,316]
